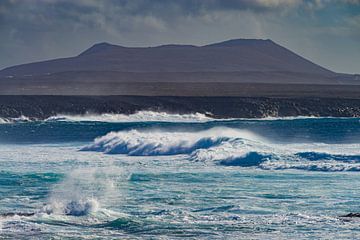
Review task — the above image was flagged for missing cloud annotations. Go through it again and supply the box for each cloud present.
[0,0,359,73]
[0,1,349,32]
[341,0,360,4]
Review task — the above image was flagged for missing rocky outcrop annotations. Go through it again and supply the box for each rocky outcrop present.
[1,95,360,120]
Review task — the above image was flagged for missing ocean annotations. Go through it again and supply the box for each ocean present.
[1,112,360,239]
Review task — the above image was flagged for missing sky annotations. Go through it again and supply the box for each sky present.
[0,0,359,73]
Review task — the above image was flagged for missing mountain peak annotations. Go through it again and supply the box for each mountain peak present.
[79,42,120,56]
[204,38,274,47]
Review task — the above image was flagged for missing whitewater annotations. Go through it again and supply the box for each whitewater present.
[1,112,360,239]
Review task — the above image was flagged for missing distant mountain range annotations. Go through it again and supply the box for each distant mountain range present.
[0,39,359,95]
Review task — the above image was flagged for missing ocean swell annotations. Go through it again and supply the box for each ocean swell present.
[295,152,360,162]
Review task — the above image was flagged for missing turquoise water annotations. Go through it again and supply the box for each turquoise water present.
[1,117,360,239]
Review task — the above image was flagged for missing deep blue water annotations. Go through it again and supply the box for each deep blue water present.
[1,116,360,239]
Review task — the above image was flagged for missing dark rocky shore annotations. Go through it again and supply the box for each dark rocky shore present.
[1,95,360,120]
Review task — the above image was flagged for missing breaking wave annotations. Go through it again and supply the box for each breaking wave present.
[41,168,118,218]
[83,127,360,172]
[43,114,358,123]
[46,111,214,123]
[2,112,356,124]
[0,118,9,124]
[43,198,100,216]
[81,128,262,155]
[0,111,215,124]
[0,115,31,124]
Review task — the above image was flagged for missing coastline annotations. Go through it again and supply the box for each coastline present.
[1,95,360,119]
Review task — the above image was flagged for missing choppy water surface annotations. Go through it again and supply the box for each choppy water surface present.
[1,114,360,239]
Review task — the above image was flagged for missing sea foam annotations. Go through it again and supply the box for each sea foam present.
[43,198,99,216]
[42,167,119,217]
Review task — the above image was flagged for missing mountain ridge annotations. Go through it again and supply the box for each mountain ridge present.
[0,38,358,95]
[0,38,335,76]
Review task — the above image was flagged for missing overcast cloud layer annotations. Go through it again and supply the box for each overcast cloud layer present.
[0,0,359,73]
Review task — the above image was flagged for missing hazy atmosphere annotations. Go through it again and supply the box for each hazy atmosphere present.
[0,0,359,73]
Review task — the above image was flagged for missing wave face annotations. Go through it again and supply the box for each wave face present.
[83,127,360,172]
[218,152,273,167]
